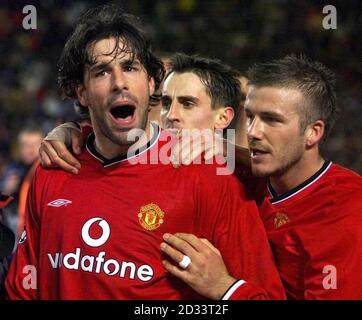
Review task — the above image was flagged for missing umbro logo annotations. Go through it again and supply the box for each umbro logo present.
[47,199,72,207]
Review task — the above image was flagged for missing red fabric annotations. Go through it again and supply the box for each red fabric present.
[230,162,362,300]
[263,164,362,299]
[6,129,284,300]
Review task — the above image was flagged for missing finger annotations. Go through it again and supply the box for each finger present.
[204,144,220,162]
[50,141,81,169]
[41,141,79,174]
[39,147,53,168]
[170,137,181,168]
[200,238,221,256]
[173,233,208,253]
[180,130,200,164]
[160,242,187,266]
[162,233,197,257]
[204,147,215,162]
[188,140,204,165]
[162,259,190,280]
[71,129,83,155]
[203,133,223,160]
[177,130,201,165]
[178,130,191,163]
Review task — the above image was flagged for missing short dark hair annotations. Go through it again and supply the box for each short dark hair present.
[247,54,338,144]
[58,4,165,115]
[18,123,44,138]
[166,53,242,130]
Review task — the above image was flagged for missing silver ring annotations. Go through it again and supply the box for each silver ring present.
[178,255,191,269]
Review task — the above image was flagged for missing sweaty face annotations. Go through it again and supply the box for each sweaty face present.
[245,86,307,178]
[160,72,219,130]
[77,37,154,155]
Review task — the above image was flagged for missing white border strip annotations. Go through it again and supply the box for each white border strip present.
[270,162,332,204]
[221,279,246,300]
[86,142,105,163]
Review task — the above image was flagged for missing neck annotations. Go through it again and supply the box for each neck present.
[94,122,152,159]
[269,153,325,196]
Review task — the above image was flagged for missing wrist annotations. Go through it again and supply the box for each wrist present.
[212,275,237,300]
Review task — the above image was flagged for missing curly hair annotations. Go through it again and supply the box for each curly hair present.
[57,4,165,116]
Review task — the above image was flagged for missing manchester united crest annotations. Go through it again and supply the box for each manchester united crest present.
[274,212,290,229]
[138,203,165,231]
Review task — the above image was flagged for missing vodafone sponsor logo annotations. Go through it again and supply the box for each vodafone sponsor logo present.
[47,217,154,282]
[81,217,110,247]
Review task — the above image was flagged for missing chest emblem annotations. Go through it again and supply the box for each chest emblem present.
[138,203,165,230]
[273,212,290,229]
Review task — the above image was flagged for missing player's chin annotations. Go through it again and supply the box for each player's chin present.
[251,163,274,178]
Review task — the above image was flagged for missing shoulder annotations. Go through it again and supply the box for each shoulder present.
[33,163,73,187]
[327,164,362,198]
[329,164,362,186]
[324,164,362,216]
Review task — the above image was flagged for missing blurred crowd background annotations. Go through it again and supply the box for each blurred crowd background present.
[0,0,361,233]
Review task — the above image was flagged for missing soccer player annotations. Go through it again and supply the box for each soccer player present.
[0,193,14,299]
[5,5,284,299]
[1,126,44,238]
[158,55,362,299]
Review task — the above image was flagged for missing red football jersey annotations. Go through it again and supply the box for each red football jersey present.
[6,125,284,300]
[229,161,362,300]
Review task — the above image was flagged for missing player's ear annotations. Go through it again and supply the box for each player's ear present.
[214,106,234,130]
[305,120,325,147]
[75,83,89,108]
[148,77,155,97]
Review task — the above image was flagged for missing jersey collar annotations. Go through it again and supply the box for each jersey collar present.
[267,160,332,204]
[86,122,160,167]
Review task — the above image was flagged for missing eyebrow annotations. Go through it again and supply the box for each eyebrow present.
[245,106,286,120]
[260,111,286,120]
[161,95,200,103]
[89,58,141,72]
[177,96,199,104]
[89,62,111,72]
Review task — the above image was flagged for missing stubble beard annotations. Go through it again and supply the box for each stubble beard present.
[252,139,305,179]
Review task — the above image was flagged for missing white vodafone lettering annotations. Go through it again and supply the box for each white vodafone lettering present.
[47,253,61,268]
[47,248,154,282]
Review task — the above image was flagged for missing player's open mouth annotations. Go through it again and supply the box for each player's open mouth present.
[110,104,136,126]
[111,105,135,120]
[250,148,270,159]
